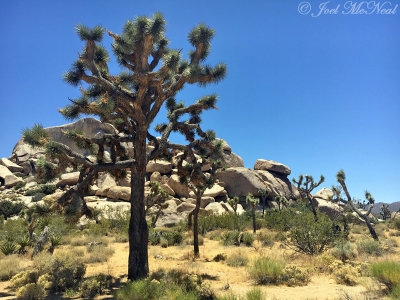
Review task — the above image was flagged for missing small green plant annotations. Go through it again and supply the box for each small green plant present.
[392,219,400,231]
[14,182,26,190]
[331,240,358,262]
[370,261,400,291]
[357,239,382,256]
[333,264,359,286]
[221,231,241,246]
[80,274,112,298]
[226,251,249,267]
[248,257,284,285]
[242,232,254,246]
[32,193,46,202]
[219,288,265,300]
[160,237,168,248]
[0,240,17,256]
[25,184,57,196]
[390,284,400,299]
[84,244,114,263]
[281,264,310,287]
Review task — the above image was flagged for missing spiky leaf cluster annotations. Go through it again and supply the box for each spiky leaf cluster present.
[22,124,49,148]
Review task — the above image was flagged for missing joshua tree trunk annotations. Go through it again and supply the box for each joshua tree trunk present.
[193,196,201,257]
[252,208,256,233]
[365,218,379,241]
[128,130,149,280]
[308,196,318,221]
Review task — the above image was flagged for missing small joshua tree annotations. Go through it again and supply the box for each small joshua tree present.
[274,195,288,211]
[246,193,259,233]
[228,196,239,215]
[146,181,170,228]
[380,204,391,221]
[292,174,324,221]
[176,140,223,258]
[258,188,270,216]
[335,169,379,241]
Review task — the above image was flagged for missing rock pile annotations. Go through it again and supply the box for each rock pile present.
[0,118,311,226]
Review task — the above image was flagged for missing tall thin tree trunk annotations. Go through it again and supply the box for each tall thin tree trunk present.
[128,130,149,280]
[193,196,201,258]
[308,195,318,221]
[252,208,256,233]
[365,218,379,241]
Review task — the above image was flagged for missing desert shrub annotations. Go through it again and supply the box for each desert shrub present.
[226,251,249,267]
[248,257,284,285]
[16,282,46,299]
[198,212,248,234]
[213,253,227,262]
[30,203,52,216]
[331,240,358,262]
[333,264,359,286]
[24,184,56,196]
[160,237,168,248]
[14,182,26,190]
[242,232,254,246]
[31,252,86,292]
[221,231,241,246]
[382,239,398,253]
[286,212,334,255]
[16,235,32,254]
[370,261,400,291]
[32,193,46,202]
[357,239,382,256]
[0,200,24,219]
[256,232,275,247]
[80,274,112,298]
[149,229,183,246]
[84,244,114,263]
[392,219,400,231]
[0,240,17,255]
[115,279,164,300]
[0,255,23,281]
[263,208,297,231]
[281,264,310,287]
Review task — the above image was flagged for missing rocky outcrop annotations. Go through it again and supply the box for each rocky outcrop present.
[313,188,343,220]
[10,118,117,165]
[203,184,226,198]
[254,170,300,200]
[146,160,173,174]
[209,139,244,168]
[167,174,191,198]
[0,165,23,187]
[0,158,24,173]
[216,167,266,198]
[254,159,291,176]
[56,172,80,187]
[106,186,131,201]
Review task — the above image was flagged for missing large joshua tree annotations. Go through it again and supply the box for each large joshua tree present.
[334,170,379,241]
[23,13,226,280]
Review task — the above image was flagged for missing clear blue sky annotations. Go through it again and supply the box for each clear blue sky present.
[0,1,399,203]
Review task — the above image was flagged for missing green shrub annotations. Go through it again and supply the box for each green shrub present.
[0,240,17,255]
[0,255,23,281]
[80,274,112,298]
[248,257,284,285]
[263,208,297,231]
[226,251,249,267]
[14,182,26,190]
[32,193,46,202]
[149,229,183,246]
[391,284,400,299]
[357,239,382,256]
[185,235,204,246]
[219,288,265,300]
[221,231,241,246]
[198,212,248,234]
[331,240,358,262]
[242,232,254,246]
[256,232,275,247]
[25,184,57,196]
[370,261,400,291]
[213,253,227,262]
[286,212,334,255]
[0,200,24,219]
[32,253,86,292]
[333,264,359,286]
[393,219,400,231]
